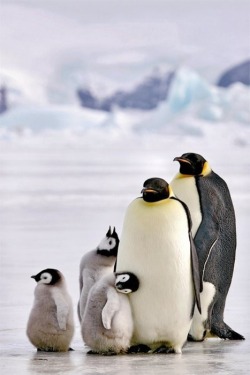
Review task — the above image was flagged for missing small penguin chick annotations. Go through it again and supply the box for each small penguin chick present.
[26,268,74,352]
[78,227,119,322]
[81,273,133,355]
[115,272,140,294]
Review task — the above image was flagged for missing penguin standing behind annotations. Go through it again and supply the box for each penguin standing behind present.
[171,152,244,341]
[78,227,119,322]
[81,272,139,355]
[115,178,201,354]
[26,268,74,352]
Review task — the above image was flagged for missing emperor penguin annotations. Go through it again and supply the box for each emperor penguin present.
[81,272,139,355]
[115,177,201,354]
[171,152,244,341]
[78,227,119,322]
[26,268,74,352]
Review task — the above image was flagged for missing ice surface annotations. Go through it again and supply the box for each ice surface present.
[0,132,250,374]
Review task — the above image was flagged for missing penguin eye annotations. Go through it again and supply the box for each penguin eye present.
[39,272,52,284]
[122,275,129,282]
[109,240,113,245]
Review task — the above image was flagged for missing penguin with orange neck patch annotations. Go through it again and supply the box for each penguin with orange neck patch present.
[171,152,244,341]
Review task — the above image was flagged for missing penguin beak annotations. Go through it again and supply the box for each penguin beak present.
[173,157,191,165]
[141,187,158,194]
[115,282,123,290]
[31,275,36,280]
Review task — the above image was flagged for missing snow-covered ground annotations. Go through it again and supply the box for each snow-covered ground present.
[0,0,250,373]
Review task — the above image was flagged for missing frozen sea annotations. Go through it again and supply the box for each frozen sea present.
[0,128,249,374]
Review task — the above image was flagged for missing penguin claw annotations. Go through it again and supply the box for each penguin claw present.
[128,344,151,354]
[87,350,98,355]
[153,346,175,354]
[87,349,117,356]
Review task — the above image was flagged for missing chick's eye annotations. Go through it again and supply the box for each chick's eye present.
[109,240,113,245]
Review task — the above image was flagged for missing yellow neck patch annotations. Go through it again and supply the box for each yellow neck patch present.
[174,161,212,178]
[202,161,212,176]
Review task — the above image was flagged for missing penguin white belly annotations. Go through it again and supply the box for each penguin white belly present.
[170,175,202,236]
[116,198,194,350]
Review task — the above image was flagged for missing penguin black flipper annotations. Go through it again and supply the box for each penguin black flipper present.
[171,197,201,314]
[189,233,202,313]
[194,175,220,282]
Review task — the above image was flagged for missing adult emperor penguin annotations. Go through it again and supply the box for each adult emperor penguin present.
[81,272,138,355]
[26,268,74,352]
[115,177,201,354]
[78,227,119,322]
[171,152,244,341]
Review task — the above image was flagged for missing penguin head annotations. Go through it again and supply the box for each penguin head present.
[97,226,120,257]
[141,177,170,203]
[174,153,207,176]
[115,272,140,294]
[31,268,62,285]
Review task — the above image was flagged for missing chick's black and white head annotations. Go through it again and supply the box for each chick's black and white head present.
[31,268,62,285]
[97,226,120,257]
[115,272,140,294]
[141,177,170,203]
[174,153,206,176]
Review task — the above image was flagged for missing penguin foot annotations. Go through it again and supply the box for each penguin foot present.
[128,344,151,354]
[87,350,99,355]
[68,347,74,351]
[87,350,117,356]
[211,322,245,340]
[37,347,55,352]
[153,346,175,354]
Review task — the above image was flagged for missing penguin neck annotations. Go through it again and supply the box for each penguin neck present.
[174,162,212,179]
[97,249,117,258]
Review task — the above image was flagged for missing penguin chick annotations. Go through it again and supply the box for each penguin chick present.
[172,152,244,341]
[78,227,119,322]
[115,272,140,294]
[26,268,74,352]
[81,273,134,355]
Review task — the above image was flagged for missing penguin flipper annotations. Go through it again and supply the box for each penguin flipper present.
[194,218,219,282]
[171,196,202,313]
[101,288,120,330]
[190,233,202,314]
[52,290,69,330]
